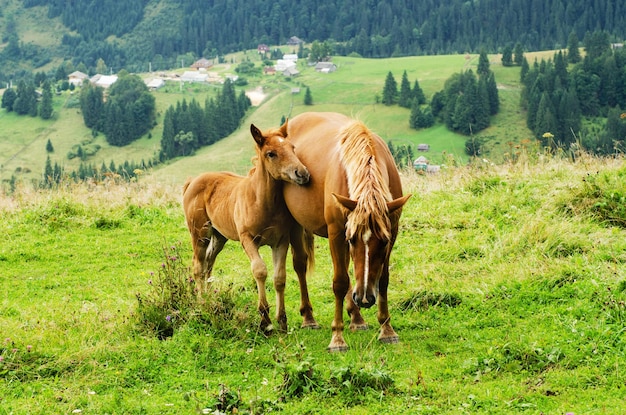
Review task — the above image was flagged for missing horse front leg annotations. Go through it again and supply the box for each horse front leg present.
[290,225,319,329]
[240,235,272,333]
[271,239,289,333]
[327,231,351,352]
[377,254,399,344]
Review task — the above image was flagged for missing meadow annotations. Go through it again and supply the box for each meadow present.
[1,147,626,413]
[1,48,552,186]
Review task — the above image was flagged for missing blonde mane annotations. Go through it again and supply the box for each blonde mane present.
[338,121,393,240]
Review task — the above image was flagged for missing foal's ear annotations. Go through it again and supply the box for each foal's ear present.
[250,124,265,146]
[280,118,289,138]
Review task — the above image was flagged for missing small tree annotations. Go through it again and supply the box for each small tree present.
[304,87,313,105]
[398,71,412,108]
[477,50,490,77]
[39,79,54,120]
[381,71,397,105]
[46,139,54,153]
[501,45,513,67]
[567,31,582,64]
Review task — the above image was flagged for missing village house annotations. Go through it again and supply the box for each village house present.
[257,44,269,54]
[180,71,208,82]
[275,59,296,72]
[287,36,303,46]
[314,62,336,73]
[90,74,118,88]
[190,58,213,71]
[145,78,165,90]
[68,71,89,87]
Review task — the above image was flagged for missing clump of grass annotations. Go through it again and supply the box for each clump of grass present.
[273,342,396,406]
[135,243,196,339]
[134,242,255,340]
[398,290,463,312]
[561,167,626,228]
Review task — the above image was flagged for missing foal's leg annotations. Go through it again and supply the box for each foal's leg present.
[240,234,272,332]
[192,222,226,296]
[290,226,319,329]
[271,239,289,333]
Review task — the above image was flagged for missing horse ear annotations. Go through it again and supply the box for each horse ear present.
[332,193,357,211]
[250,124,264,146]
[387,194,412,214]
[280,118,289,138]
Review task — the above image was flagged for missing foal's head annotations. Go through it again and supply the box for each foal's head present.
[250,120,310,185]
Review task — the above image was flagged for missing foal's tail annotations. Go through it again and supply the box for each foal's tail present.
[302,228,315,274]
[182,176,194,196]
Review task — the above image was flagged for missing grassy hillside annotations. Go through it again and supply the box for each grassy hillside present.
[1,49,557,186]
[1,152,625,413]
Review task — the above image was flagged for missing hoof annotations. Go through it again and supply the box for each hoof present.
[379,335,399,344]
[261,323,274,335]
[327,344,349,353]
[301,321,321,330]
[349,323,369,332]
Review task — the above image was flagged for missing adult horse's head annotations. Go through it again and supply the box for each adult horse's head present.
[250,121,310,185]
[333,193,410,309]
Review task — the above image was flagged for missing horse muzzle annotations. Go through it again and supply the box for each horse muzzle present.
[353,291,376,309]
[293,167,310,185]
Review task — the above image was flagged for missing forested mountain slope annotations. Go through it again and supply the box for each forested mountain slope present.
[1,0,625,80]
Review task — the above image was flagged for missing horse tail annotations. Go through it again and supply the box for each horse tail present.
[182,176,194,196]
[303,228,315,274]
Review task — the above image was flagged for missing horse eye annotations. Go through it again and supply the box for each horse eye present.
[266,151,277,159]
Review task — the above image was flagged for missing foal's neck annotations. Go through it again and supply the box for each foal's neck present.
[251,159,281,204]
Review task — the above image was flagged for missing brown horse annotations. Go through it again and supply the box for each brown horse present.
[182,122,318,333]
[283,112,411,351]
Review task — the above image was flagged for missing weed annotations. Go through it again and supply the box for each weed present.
[274,344,323,400]
[595,284,626,326]
[134,243,197,339]
[135,243,256,340]
[466,341,564,376]
[398,290,462,312]
[562,168,626,228]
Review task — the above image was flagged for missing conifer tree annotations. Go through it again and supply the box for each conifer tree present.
[1,88,17,112]
[501,45,513,67]
[477,50,490,77]
[514,43,524,66]
[304,87,313,105]
[412,80,426,106]
[398,71,412,108]
[46,139,54,153]
[382,71,397,105]
[39,79,54,120]
[567,32,582,64]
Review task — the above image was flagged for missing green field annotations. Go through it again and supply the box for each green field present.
[1,50,547,186]
[1,153,625,413]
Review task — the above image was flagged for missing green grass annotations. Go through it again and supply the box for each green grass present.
[1,153,625,413]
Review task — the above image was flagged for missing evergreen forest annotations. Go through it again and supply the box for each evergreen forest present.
[2,0,626,80]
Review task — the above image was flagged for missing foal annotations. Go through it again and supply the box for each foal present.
[182,122,317,332]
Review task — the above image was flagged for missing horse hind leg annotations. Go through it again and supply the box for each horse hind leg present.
[290,226,319,329]
[271,241,290,333]
[193,223,226,297]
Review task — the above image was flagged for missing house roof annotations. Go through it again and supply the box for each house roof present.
[91,74,118,88]
[68,71,88,79]
[191,58,213,69]
[180,71,208,82]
